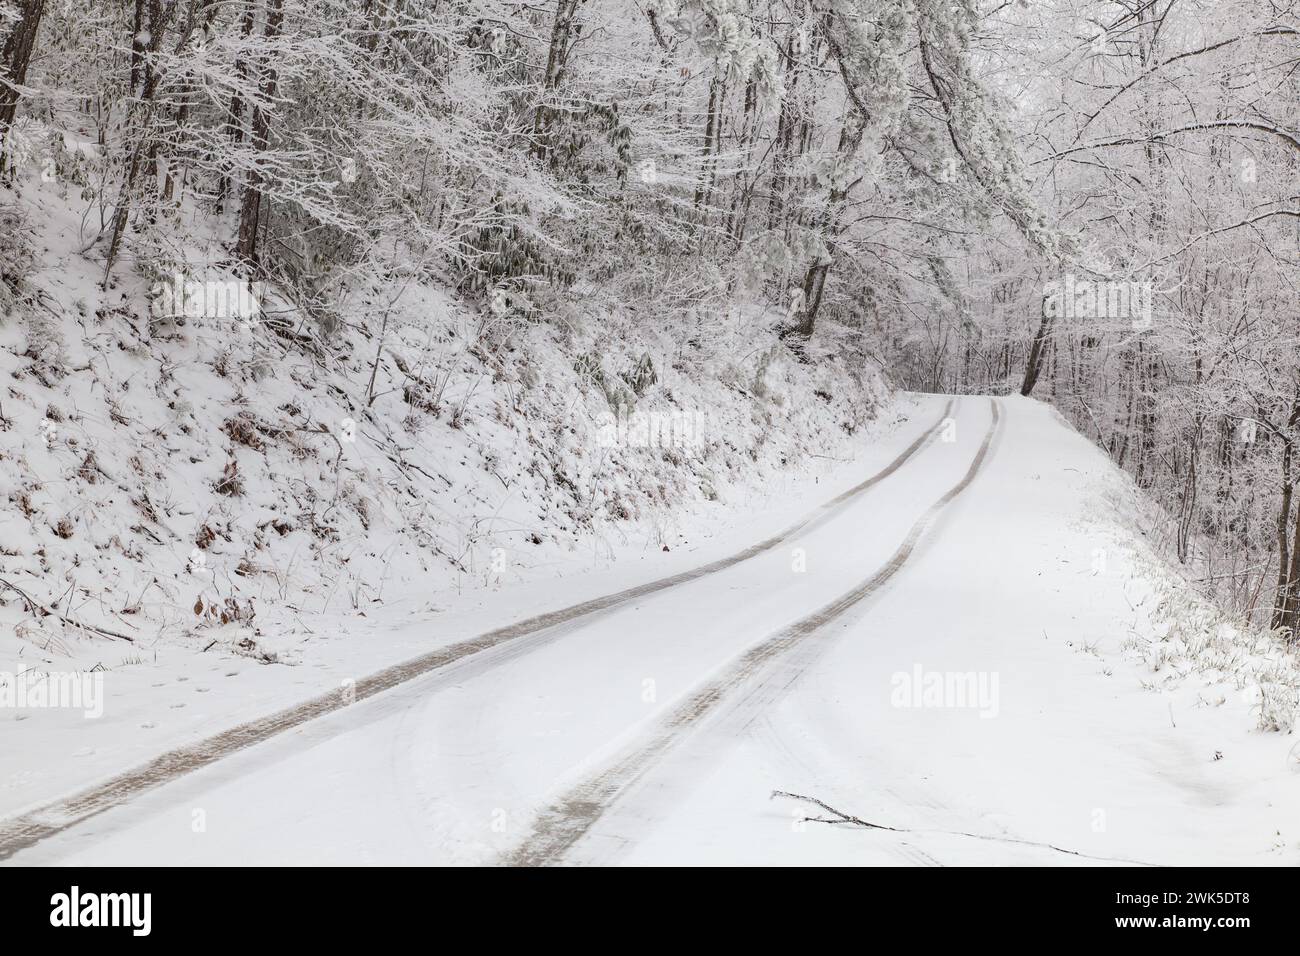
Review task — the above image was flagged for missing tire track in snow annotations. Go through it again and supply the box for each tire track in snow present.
[0,398,956,861]
[503,398,1002,867]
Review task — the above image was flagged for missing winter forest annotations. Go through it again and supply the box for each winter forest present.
[1,0,1300,869]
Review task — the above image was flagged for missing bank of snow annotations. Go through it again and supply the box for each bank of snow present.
[0,168,896,816]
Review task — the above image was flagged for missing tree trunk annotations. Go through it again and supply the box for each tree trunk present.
[1272,395,1300,633]
[0,0,45,168]
[694,78,721,210]
[164,0,221,203]
[236,0,285,267]
[531,0,580,164]
[102,0,166,284]
[792,113,865,338]
[797,258,829,337]
[219,0,258,213]
[1020,296,1052,396]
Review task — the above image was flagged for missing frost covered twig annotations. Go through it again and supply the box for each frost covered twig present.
[0,576,136,643]
[770,791,1158,866]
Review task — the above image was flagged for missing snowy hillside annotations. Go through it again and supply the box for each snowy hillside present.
[0,175,889,668]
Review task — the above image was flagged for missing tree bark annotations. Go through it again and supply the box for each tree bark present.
[1020,297,1053,396]
[792,113,866,338]
[1272,395,1300,634]
[0,0,45,160]
[531,0,581,164]
[219,0,258,213]
[236,0,285,267]
[102,0,166,284]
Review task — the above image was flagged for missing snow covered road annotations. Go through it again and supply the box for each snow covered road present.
[3,394,1295,866]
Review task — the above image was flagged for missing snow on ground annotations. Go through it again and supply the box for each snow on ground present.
[0,170,894,819]
[4,395,1296,865]
[0,384,919,823]
[600,397,1300,866]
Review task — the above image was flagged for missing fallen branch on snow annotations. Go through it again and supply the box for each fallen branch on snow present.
[0,576,136,643]
[771,790,1157,866]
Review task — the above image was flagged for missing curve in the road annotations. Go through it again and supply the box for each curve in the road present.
[504,398,1002,866]
[0,398,957,861]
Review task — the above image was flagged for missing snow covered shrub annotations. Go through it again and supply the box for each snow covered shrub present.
[193,594,256,629]
[403,379,439,415]
[751,344,781,398]
[621,353,657,396]
[214,459,245,497]
[222,414,267,451]
[2,116,53,181]
[574,351,632,410]
[23,307,65,366]
[135,247,190,337]
[0,202,35,290]
[573,352,603,386]
[456,194,566,298]
[1256,682,1297,734]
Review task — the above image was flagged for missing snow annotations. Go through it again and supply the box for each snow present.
[1,0,1296,873]
[6,395,1296,865]
[0,168,893,824]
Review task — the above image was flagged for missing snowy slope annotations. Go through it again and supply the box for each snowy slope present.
[0,169,895,814]
[4,394,1296,865]
[0,170,889,656]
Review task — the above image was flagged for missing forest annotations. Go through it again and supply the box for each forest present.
[0,0,1296,646]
